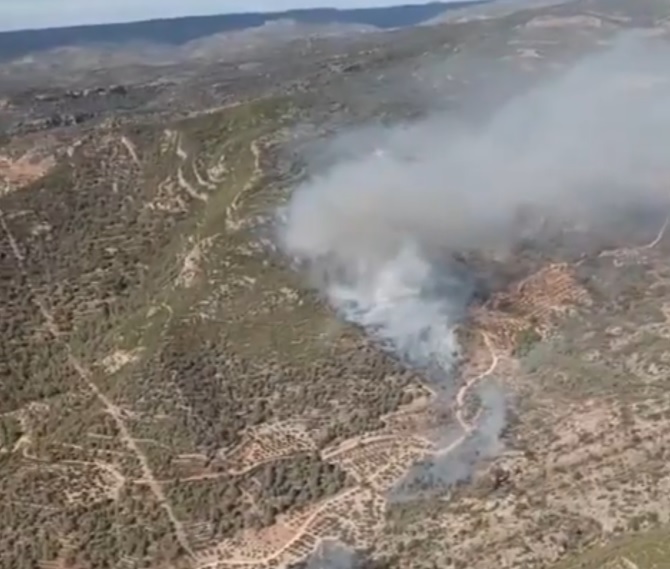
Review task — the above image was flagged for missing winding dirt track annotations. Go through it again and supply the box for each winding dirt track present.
[597,214,669,260]
[434,332,498,458]
[456,332,498,433]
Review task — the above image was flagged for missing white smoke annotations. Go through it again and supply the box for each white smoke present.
[390,382,508,499]
[278,31,670,490]
[303,542,361,569]
[327,244,461,371]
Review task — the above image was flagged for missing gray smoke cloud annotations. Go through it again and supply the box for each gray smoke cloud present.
[391,382,508,500]
[278,30,670,493]
[297,541,390,569]
[302,542,361,569]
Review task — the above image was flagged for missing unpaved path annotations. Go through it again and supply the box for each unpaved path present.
[174,136,210,202]
[177,166,209,202]
[455,332,498,434]
[322,433,432,462]
[436,331,498,457]
[644,216,669,249]
[225,139,262,231]
[598,215,669,259]
[120,136,141,167]
[135,450,310,486]
[199,488,360,568]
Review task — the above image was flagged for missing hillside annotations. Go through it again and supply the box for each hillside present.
[2,0,670,568]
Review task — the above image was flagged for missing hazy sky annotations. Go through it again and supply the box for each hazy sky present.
[0,0,459,32]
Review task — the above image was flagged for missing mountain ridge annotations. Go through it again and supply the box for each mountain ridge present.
[0,1,488,62]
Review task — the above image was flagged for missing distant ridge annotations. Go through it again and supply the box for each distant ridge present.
[425,0,573,24]
[0,2,489,61]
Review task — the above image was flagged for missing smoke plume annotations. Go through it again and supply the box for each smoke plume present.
[296,541,392,569]
[302,542,360,569]
[391,381,509,499]
[279,31,670,491]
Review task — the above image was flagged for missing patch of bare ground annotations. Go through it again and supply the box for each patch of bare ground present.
[176,234,219,289]
[0,151,56,191]
[100,348,145,375]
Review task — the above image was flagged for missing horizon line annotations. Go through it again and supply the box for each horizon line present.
[0,0,483,35]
